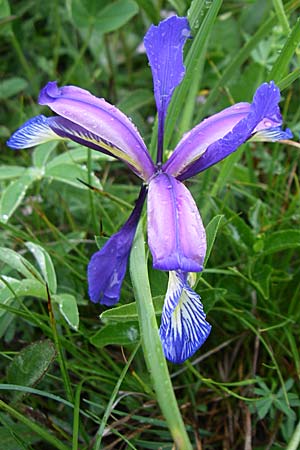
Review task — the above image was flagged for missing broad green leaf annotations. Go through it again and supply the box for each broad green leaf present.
[7,340,56,401]
[100,296,164,324]
[0,248,42,281]
[0,165,26,180]
[0,279,47,317]
[261,230,300,255]
[44,163,102,189]
[46,146,110,168]
[0,169,42,222]
[25,242,57,294]
[204,215,224,266]
[255,397,273,419]
[32,141,58,168]
[90,321,139,347]
[0,77,28,99]
[72,0,139,33]
[53,294,79,330]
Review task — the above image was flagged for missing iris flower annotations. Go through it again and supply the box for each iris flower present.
[7,16,292,364]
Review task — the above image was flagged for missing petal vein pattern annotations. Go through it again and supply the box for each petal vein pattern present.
[159,271,211,364]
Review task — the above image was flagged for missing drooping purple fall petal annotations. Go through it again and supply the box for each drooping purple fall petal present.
[164,82,292,180]
[144,15,190,162]
[88,186,147,306]
[159,271,211,364]
[38,81,155,180]
[6,115,64,149]
[147,172,206,272]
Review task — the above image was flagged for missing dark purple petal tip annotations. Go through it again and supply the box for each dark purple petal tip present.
[88,187,147,306]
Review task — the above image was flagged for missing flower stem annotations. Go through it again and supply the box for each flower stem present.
[286,419,300,450]
[129,223,193,450]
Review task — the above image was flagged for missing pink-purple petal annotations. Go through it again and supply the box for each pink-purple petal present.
[147,173,206,272]
[39,81,155,180]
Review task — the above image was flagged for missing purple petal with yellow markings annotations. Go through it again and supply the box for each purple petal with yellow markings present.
[147,172,206,272]
[159,271,211,364]
[88,187,147,306]
[164,82,290,180]
[144,15,190,162]
[38,81,155,180]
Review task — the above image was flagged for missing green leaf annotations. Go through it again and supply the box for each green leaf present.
[250,263,273,299]
[7,340,56,402]
[46,146,110,168]
[90,321,139,347]
[199,288,227,313]
[0,170,41,222]
[0,165,26,180]
[267,17,300,83]
[53,294,79,330]
[261,230,300,255]
[72,0,139,33]
[204,215,224,266]
[32,141,58,168]
[0,0,12,37]
[25,242,57,294]
[0,423,41,449]
[255,397,273,419]
[100,296,164,324]
[44,163,102,189]
[0,77,28,99]
[117,89,154,115]
[0,248,42,281]
[0,279,47,316]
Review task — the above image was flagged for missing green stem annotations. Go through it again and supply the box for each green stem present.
[47,287,74,403]
[87,148,99,235]
[10,32,35,88]
[129,224,193,450]
[94,344,140,449]
[286,420,300,450]
[272,0,290,33]
[63,26,93,84]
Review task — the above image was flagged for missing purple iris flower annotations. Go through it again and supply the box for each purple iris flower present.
[7,16,292,364]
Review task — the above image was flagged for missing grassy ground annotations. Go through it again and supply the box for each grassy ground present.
[1,0,300,449]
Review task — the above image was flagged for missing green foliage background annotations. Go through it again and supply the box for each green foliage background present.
[0,0,300,448]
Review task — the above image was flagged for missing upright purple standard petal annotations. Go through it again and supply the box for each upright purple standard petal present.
[159,271,211,364]
[38,81,155,181]
[164,81,291,180]
[144,15,190,163]
[147,172,206,272]
[88,186,147,306]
